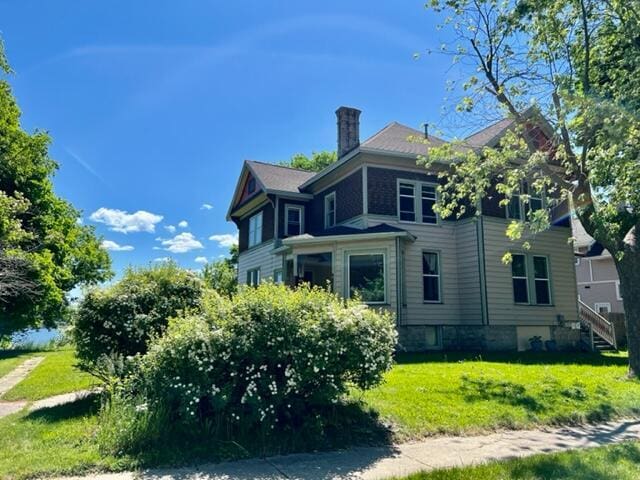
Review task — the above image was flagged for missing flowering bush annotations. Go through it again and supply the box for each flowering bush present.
[118,283,396,436]
[73,261,204,371]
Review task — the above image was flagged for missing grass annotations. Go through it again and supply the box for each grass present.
[0,349,639,479]
[1,348,96,401]
[362,351,640,439]
[396,442,640,479]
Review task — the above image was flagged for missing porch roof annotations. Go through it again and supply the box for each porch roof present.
[282,223,415,246]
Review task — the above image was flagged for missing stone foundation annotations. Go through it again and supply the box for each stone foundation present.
[398,324,581,352]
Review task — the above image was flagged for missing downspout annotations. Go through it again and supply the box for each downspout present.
[476,216,489,325]
[395,236,403,326]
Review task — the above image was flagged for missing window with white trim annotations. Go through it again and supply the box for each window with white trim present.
[533,256,551,305]
[397,180,438,224]
[324,192,336,228]
[422,251,441,302]
[511,254,529,303]
[273,269,283,284]
[348,253,386,304]
[247,268,260,286]
[248,212,263,247]
[511,254,553,305]
[595,302,611,314]
[398,182,416,221]
[285,205,303,237]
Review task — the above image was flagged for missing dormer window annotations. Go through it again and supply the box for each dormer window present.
[325,192,336,228]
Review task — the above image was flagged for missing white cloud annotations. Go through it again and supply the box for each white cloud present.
[201,203,213,210]
[153,257,171,262]
[164,225,176,234]
[209,233,238,248]
[194,256,208,264]
[178,220,188,228]
[101,240,134,252]
[160,232,204,253]
[90,207,163,233]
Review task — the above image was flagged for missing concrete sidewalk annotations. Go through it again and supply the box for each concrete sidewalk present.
[55,418,640,480]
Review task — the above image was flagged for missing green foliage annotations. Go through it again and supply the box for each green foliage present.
[72,262,204,372]
[423,0,640,373]
[104,283,396,453]
[280,151,337,172]
[0,39,111,336]
[200,259,237,297]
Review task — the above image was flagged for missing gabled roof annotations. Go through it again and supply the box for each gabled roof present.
[571,216,595,249]
[360,122,448,156]
[464,117,515,148]
[246,160,315,194]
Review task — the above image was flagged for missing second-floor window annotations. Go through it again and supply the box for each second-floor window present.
[507,182,545,220]
[248,211,263,247]
[285,205,303,236]
[325,192,336,228]
[398,180,438,224]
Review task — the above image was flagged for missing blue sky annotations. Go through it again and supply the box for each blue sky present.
[1,1,469,277]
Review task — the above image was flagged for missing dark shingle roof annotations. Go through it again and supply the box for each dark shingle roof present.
[246,160,315,193]
[464,117,515,148]
[361,122,448,156]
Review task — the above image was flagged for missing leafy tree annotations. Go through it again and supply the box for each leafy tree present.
[424,0,640,375]
[280,151,337,172]
[0,39,112,337]
[201,244,238,297]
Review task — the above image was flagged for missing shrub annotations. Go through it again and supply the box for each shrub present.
[73,261,204,371]
[106,284,396,452]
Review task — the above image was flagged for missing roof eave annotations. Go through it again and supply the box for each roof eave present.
[282,230,415,246]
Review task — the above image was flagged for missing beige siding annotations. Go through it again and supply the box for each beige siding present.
[367,215,479,325]
[483,217,579,325]
[237,240,281,285]
[456,220,483,324]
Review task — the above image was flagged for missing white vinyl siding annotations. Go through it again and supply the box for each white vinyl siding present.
[483,217,578,325]
[248,212,263,248]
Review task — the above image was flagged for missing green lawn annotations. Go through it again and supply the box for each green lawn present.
[396,442,640,480]
[363,351,640,439]
[1,349,96,401]
[0,350,639,479]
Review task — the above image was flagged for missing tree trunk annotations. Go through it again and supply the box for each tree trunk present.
[615,250,640,378]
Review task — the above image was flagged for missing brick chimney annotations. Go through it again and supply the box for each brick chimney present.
[336,106,361,158]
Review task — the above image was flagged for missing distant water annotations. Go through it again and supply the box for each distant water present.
[11,328,61,347]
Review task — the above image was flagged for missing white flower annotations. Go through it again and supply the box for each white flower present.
[135,403,148,413]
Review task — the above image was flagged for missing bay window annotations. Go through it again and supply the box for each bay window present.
[285,205,303,237]
[248,212,263,248]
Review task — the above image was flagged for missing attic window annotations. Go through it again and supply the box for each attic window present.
[247,178,256,194]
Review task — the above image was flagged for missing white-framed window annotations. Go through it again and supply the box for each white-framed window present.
[506,182,546,220]
[247,268,260,286]
[511,254,553,305]
[616,281,623,300]
[575,256,581,266]
[273,269,283,284]
[347,252,386,304]
[422,251,441,303]
[285,205,303,237]
[532,256,551,305]
[324,192,336,228]
[398,182,416,221]
[511,254,529,304]
[595,302,611,314]
[248,211,263,248]
[397,179,438,224]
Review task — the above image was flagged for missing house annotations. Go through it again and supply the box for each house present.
[226,106,581,352]
[572,217,624,316]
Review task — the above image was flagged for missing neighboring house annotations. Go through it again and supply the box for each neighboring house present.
[226,106,580,352]
[572,217,624,315]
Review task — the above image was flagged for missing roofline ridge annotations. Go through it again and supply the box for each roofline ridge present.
[245,159,316,174]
